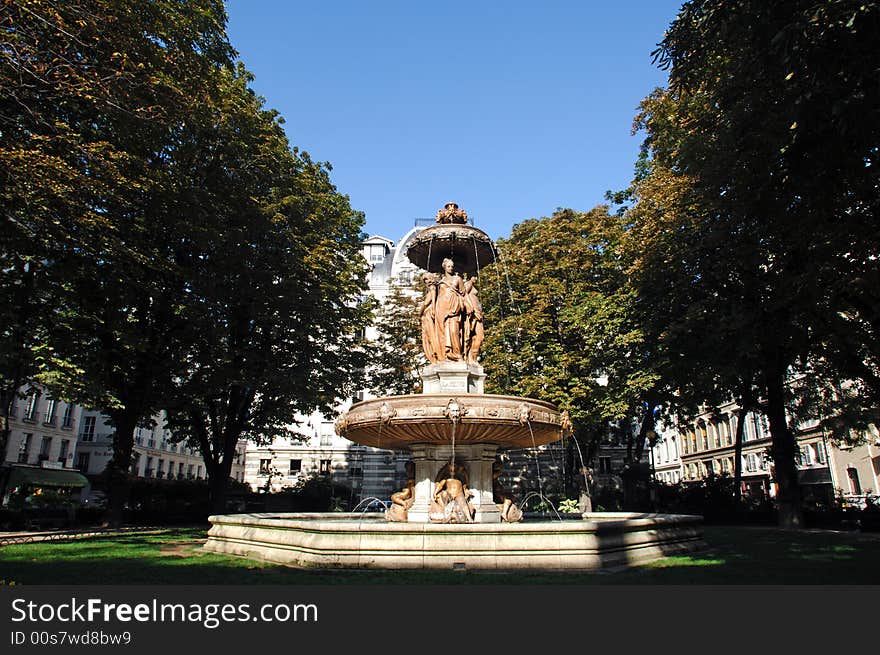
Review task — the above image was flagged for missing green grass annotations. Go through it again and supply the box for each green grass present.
[1,526,879,585]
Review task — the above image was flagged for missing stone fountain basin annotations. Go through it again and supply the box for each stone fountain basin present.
[203,512,705,571]
[335,394,563,450]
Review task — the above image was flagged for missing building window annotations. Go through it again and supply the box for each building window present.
[18,433,32,463]
[752,414,768,440]
[58,439,70,465]
[23,392,38,422]
[187,464,194,479]
[800,447,814,466]
[130,453,140,475]
[847,467,862,495]
[43,399,56,425]
[38,436,52,461]
[350,467,363,478]
[259,459,272,475]
[598,456,612,474]
[815,441,827,464]
[80,416,96,441]
[177,462,184,479]
[745,453,757,473]
[319,459,332,475]
[145,457,154,478]
[76,452,90,472]
[61,403,74,428]
[708,423,718,449]
[289,459,302,475]
[157,459,165,479]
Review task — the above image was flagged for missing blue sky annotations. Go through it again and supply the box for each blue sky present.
[226,1,683,241]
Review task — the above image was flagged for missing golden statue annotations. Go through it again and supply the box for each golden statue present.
[435,201,468,224]
[493,458,523,523]
[434,258,467,362]
[463,276,483,365]
[429,460,475,523]
[419,272,442,363]
[386,461,416,522]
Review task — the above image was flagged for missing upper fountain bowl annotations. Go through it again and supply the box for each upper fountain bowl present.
[335,393,565,450]
[405,223,497,277]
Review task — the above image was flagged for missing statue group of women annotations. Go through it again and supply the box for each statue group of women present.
[419,257,483,365]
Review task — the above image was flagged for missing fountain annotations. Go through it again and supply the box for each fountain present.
[204,203,704,570]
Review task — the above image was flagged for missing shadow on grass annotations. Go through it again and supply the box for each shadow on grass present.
[2,526,879,585]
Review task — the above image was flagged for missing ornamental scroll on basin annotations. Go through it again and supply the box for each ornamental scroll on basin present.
[335,202,565,524]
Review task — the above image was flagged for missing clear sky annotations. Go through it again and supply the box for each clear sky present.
[225,1,683,241]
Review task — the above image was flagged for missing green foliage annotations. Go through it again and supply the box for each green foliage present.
[627,0,880,526]
[0,1,370,521]
[483,207,656,419]
[368,276,423,397]
[557,498,580,514]
[160,66,371,511]
[480,206,661,497]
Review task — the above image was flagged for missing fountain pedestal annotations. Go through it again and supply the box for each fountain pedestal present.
[420,361,485,394]
[407,443,501,523]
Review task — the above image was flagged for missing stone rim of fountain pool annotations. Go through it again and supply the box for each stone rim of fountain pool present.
[204,511,705,571]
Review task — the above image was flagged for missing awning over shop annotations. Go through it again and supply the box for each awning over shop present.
[4,467,89,489]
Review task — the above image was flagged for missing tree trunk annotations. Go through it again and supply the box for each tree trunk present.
[765,362,803,528]
[209,461,233,516]
[105,411,139,528]
[622,403,656,510]
[732,408,746,508]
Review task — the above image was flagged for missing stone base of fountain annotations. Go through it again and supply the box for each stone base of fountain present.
[203,512,705,571]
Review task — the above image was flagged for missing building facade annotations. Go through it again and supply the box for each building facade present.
[74,410,246,484]
[650,400,880,508]
[3,387,83,471]
[2,387,245,500]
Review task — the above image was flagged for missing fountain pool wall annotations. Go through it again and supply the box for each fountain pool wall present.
[203,512,705,570]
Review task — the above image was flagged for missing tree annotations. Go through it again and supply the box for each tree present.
[480,207,661,507]
[1,0,236,524]
[164,67,372,514]
[628,1,880,527]
[369,275,425,397]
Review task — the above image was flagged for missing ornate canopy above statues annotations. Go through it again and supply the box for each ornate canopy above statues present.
[404,202,497,276]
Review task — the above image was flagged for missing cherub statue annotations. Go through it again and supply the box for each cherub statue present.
[428,460,475,523]
[385,461,416,522]
[492,457,523,523]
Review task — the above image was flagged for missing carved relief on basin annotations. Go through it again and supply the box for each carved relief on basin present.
[335,394,563,450]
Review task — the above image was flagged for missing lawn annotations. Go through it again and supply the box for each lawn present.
[1,525,879,585]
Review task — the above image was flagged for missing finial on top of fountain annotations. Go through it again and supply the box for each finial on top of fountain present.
[435,202,468,224]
